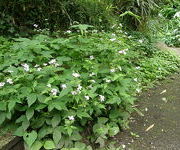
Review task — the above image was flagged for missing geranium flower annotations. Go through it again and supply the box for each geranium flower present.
[99,95,105,102]
[51,88,58,96]
[72,73,80,78]
[68,116,75,121]
[61,84,67,89]
[22,63,30,72]
[84,96,90,100]
[0,82,5,87]
[7,78,13,84]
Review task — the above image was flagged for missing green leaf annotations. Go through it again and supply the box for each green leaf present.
[70,131,82,141]
[38,126,53,139]
[53,127,62,145]
[51,114,61,128]
[8,101,16,112]
[98,117,108,124]
[22,118,30,130]
[31,141,43,150]
[26,108,34,120]
[0,102,6,111]
[108,127,119,136]
[59,87,72,98]
[77,111,90,119]
[14,126,25,136]
[23,131,37,147]
[16,115,26,123]
[57,56,71,62]
[27,93,37,107]
[95,137,105,148]
[0,112,6,125]
[74,142,86,149]
[44,140,56,150]
[67,126,73,136]
[54,101,67,111]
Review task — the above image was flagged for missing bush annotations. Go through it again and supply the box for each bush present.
[0,0,116,35]
[0,31,179,149]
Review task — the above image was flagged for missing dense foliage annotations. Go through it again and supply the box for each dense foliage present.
[160,0,180,47]
[0,0,180,149]
[0,0,168,35]
[0,29,179,149]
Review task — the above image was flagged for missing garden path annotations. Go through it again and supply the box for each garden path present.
[116,43,180,150]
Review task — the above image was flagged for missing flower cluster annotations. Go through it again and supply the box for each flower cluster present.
[118,49,128,55]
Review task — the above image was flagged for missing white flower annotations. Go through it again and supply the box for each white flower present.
[110,38,116,41]
[118,50,127,55]
[6,78,13,84]
[61,84,67,89]
[34,64,39,68]
[118,66,122,71]
[47,84,51,88]
[33,24,38,28]
[174,11,180,18]
[72,72,80,78]
[122,144,126,149]
[84,96,90,100]
[139,40,143,43]
[110,69,116,73]
[43,63,48,66]
[68,116,75,121]
[173,29,178,33]
[90,80,96,83]
[136,66,141,70]
[71,91,77,95]
[99,95,105,102]
[77,84,82,91]
[136,88,141,93]
[0,82,5,87]
[7,70,14,73]
[66,30,72,34]
[119,23,123,27]
[112,33,116,36]
[51,88,58,96]
[88,85,93,89]
[89,55,94,60]
[89,72,95,77]
[37,67,42,71]
[22,63,30,72]
[134,78,138,82]
[54,63,60,67]
[49,59,57,65]
[105,79,111,83]
[92,29,98,33]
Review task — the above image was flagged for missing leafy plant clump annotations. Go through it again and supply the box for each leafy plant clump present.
[159,1,180,47]
[0,31,179,149]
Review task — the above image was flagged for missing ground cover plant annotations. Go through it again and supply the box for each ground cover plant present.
[0,28,179,149]
[159,0,180,47]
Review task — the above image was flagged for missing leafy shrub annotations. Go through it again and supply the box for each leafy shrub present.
[113,0,162,29]
[159,0,180,47]
[0,0,116,34]
[0,31,179,149]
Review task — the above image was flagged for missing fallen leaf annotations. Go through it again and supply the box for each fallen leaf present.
[145,124,155,132]
[162,97,168,103]
[160,89,166,94]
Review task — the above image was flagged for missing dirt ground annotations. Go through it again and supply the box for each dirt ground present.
[114,43,180,150]
[115,73,180,150]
